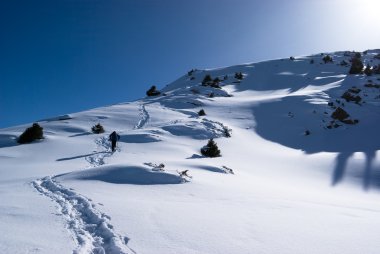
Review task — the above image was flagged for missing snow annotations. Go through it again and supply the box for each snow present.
[1,50,380,254]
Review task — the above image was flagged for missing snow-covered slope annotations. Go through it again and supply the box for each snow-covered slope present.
[1,50,380,254]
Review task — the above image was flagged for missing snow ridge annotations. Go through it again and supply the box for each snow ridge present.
[134,104,149,129]
[32,176,134,254]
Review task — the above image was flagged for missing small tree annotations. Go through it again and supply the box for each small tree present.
[349,57,363,74]
[18,123,43,144]
[322,55,333,63]
[146,85,161,96]
[91,123,105,134]
[234,72,243,80]
[201,138,221,157]
[202,74,212,85]
[198,109,206,116]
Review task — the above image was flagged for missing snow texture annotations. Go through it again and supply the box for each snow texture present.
[1,49,380,254]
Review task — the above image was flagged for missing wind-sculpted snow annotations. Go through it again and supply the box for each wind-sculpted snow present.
[161,118,229,140]
[3,49,380,254]
[0,134,18,148]
[32,177,134,254]
[57,165,183,185]
[119,133,161,143]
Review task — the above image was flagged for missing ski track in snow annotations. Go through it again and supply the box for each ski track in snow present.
[134,104,149,129]
[32,177,134,254]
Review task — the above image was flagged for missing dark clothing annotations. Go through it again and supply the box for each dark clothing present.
[109,131,120,152]
[111,140,117,152]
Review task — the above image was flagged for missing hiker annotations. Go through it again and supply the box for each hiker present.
[109,131,120,152]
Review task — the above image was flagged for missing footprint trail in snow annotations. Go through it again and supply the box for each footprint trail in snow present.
[85,136,118,168]
[32,135,132,253]
[33,177,134,254]
[134,104,149,129]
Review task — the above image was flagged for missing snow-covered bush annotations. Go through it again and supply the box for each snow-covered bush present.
[201,138,221,157]
[91,123,105,134]
[223,126,232,138]
[18,123,43,144]
[146,85,161,96]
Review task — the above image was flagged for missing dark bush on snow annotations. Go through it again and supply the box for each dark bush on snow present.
[322,55,333,63]
[289,56,295,61]
[349,57,364,74]
[188,69,196,76]
[342,91,361,103]
[202,74,212,85]
[201,138,221,157]
[198,109,206,116]
[331,107,349,121]
[91,123,105,134]
[364,65,372,76]
[234,72,243,80]
[146,85,161,96]
[18,123,43,144]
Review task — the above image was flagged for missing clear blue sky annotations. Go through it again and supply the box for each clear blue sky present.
[0,0,379,128]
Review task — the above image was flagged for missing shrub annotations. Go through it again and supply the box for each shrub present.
[331,107,349,121]
[364,65,372,76]
[18,123,43,144]
[201,138,221,157]
[354,52,361,59]
[223,126,232,137]
[322,55,333,63]
[349,57,363,74]
[188,69,195,76]
[198,109,206,116]
[342,91,361,103]
[234,72,243,80]
[289,56,295,61]
[91,123,105,134]
[146,85,161,96]
[202,74,212,85]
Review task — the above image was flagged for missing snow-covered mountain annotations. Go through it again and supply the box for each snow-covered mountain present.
[1,50,380,254]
